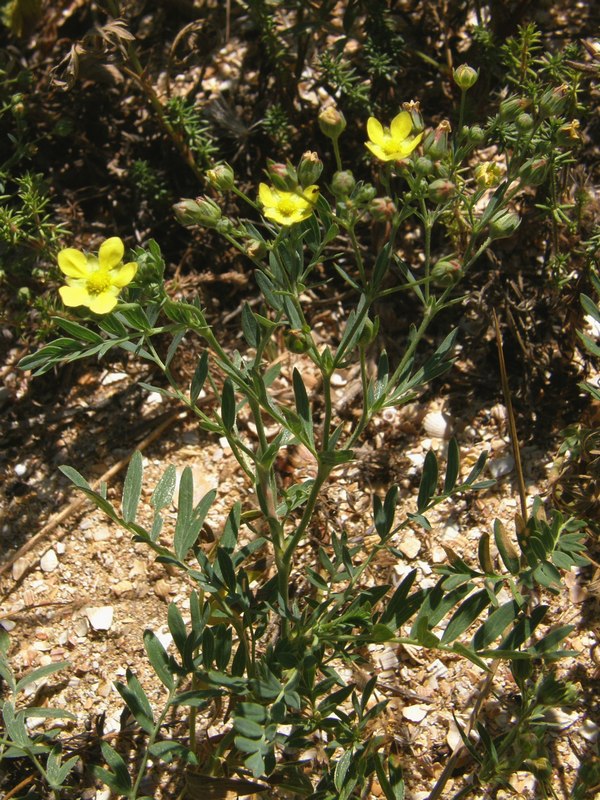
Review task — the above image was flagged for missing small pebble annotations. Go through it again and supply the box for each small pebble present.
[84,606,114,631]
[40,549,59,573]
[12,556,29,581]
[402,704,429,723]
[488,453,515,478]
[14,462,28,477]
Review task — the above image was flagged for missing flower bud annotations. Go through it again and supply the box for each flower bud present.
[358,316,379,346]
[518,156,548,187]
[266,159,298,191]
[515,112,534,131]
[499,96,529,122]
[206,163,234,192]
[402,100,424,133]
[284,329,310,354]
[244,238,267,259]
[474,161,502,188]
[297,151,323,187]
[414,156,434,177]
[453,63,479,91]
[538,84,569,117]
[354,182,377,205]
[423,120,451,159]
[488,209,520,239]
[428,178,455,203]
[466,125,486,144]
[369,196,397,221]
[318,106,346,140]
[331,169,356,198]
[431,257,463,286]
[173,197,222,228]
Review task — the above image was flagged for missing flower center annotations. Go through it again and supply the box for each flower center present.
[86,269,112,295]
[277,199,297,218]
[381,133,399,155]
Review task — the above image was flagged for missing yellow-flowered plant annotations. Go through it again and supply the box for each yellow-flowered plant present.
[58,237,137,314]
[365,111,423,162]
[258,183,319,226]
[474,161,503,188]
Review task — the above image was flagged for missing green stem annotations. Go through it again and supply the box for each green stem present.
[332,136,343,173]
[131,683,179,799]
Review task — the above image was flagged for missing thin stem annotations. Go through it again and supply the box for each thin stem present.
[131,684,179,799]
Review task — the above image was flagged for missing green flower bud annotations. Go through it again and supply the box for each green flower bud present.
[431,257,463,286]
[428,178,455,203]
[173,197,222,228]
[538,84,569,117]
[519,156,549,187]
[331,169,356,198]
[453,63,479,91]
[206,163,235,192]
[318,106,347,140]
[423,121,451,159]
[354,182,377,205]
[402,100,425,133]
[515,112,534,131]
[244,238,267,259]
[284,329,311,354]
[414,156,434,177]
[466,125,486,144]
[499,96,529,122]
[266,159,298,191]
[297,150,323,187]
[488,209,520,239]
[358,316,380,346]
[370,196,397,221]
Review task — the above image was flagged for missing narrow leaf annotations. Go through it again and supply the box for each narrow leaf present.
[122,451,143,524]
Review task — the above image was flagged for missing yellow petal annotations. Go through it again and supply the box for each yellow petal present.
[365,141,391,161]
[89,290,119,314]
[301,185,319,203]
[259,183,277,208]
[110,261,137,288]
[390,111,412,142]
[366,117,385,146]
[57,248,89,278]
[396,132,423,156]
[59,285,91,307]
[98,237,124,270]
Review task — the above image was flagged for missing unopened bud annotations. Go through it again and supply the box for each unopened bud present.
[318,106,347,140]
[173,197,222,228]
[428,178,455,203]
[402,100,425,133]
[206,163,235,192]
[370,196,397,221]
[284,329,310,354]
[331,170,356,198]
[266,159,298,191]
[465,125,485,144]
[488,209,520,239]
[453,63,479,91]
[539,84,569,117]
[414,156,434,177]
[358,316,380,346]
[519,156,548,186]
[244,238,267,259]
[515,112,534,131]
[431,257,463,286]
[354,183,377,205]
[423,121,451,159]
[499,96,529,122]
[297,151,323,187]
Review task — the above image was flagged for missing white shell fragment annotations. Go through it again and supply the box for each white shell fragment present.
[488,453,515,478]
[84,606,114,631]
[490,403,508,424]
[423,410,452,439]
[40,549,59,573]
[402,704,429,723]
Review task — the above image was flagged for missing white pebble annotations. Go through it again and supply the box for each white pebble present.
[14,462,28,477]
[40,549,58,573]
[85,606,114,631]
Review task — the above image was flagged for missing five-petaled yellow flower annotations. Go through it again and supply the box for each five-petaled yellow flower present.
[258,183,319,226]
[365,111,423,162]
[58,237,137,314]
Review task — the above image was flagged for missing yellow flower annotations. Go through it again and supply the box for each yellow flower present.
[258,183,319,226]
[365,111,423,162]
[58,237,137,314]
[474,161,503,188]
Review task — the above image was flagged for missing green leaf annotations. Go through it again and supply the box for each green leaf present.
[464,451,489,485]
[444,438,460,493]
[115,669,155,734]
[151,465,176,512]
[255,270,283,310]
[221,378,236,431]
[46,747,79,789]
[493,519,520,574]
[581,292,600,323]
[374,485,398,539]
[441,589,493,644]
[97,741,132,794]
[149,741,197,764]
[14,661,70,695]
[473,600,521,650]
[417,450,438,512]
[122,451,143,524]
[292,367,311,425]
[241,303,259,347]
[2,702,30,748]
[174,476,216,561]
[143,629,175,689]
[190,352,209,405]
[334,748,354,792]
[53,317,104,344]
